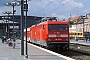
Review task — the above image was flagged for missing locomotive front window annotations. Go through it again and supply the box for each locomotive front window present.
[58,25,68,31]
[48,24,68,31]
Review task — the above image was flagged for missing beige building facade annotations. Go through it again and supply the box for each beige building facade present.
[69,13,90,33]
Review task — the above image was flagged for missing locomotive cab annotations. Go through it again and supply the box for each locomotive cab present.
[46,22,70,50]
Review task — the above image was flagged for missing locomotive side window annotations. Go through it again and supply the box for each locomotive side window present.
[48,24,68,31]
[42,25,44,30]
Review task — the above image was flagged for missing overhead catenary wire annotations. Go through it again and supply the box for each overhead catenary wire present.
[32,0,90,20]
[35,0,64,17]
[40,0,90,19]
[59,1,90,16]
[35,1,53,15]
[42,0,72,16]
[14,0,90,17]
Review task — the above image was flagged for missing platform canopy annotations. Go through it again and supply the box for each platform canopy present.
[0,20,18,23]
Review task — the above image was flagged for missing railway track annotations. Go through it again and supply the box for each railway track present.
[70,43,90,55]
[49,43,90,60]
[49,49,90,60]
[52,49,90,60]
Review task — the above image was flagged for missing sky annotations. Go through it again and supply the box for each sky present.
[0,0,90,20]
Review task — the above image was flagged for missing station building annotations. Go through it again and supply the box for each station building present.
[0,15,42,38]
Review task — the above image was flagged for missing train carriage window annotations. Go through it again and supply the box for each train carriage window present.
[75,33,76,35]
[81,33,82,35]
[84,32,89,36]
[78,33,79,35]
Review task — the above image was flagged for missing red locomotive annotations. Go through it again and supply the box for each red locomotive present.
[25,17,70,50]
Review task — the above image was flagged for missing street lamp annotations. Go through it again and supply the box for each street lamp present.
[12,0,26,55]
[4,1,26,55]
[81,16,88,38]
[2,11,12,38]
[14,0,30,56]
[24,0,28,58]
[21,0,24,55]
[24,0,31,58]
[5,1,20,40]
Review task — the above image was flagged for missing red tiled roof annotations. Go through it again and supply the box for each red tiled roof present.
[68,16,81,21]
[68,16,81,23]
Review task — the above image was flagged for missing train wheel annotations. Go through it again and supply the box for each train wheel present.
[28,41,30,43]
[64,45,70,51]
[58,47,63,51]
[67,45,70,51]
[45,45,50,49]
[40,44,43,47]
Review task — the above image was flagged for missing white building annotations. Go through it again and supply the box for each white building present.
[68,13,90,33]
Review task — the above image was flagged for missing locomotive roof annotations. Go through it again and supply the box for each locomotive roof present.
[30,21,68,28]
[41,17,58,21]
[30,17,68,27]
[36,21,68,26]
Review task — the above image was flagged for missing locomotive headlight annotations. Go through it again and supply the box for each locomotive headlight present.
[66,39,68,41]
[60,34,68,37]
[48,39,51,41]
[48,34,56,37]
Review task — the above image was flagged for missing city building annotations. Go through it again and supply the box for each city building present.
[68,14,90,39]
[68,14,90,33]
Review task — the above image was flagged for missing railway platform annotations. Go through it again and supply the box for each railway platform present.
[0,39,74,60]
[70,39,90,55]
[70,39,90,46]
